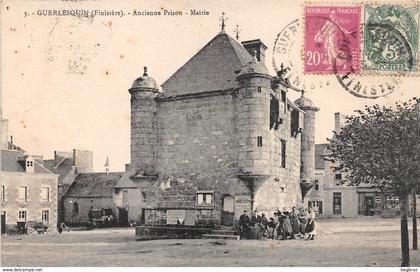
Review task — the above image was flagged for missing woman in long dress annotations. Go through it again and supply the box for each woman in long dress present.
[305,207,316,240]
[282,211,293,239]
[290,207,300,239]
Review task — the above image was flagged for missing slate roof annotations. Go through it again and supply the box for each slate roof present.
[160,30,255,97]
[1,150,25,172]
[65,172,124,198]
[1,150,54,174]
[315,144,328,170]
[44,157,75,185]
[114,170,138,188]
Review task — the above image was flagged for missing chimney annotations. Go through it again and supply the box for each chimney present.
[241,39,267,63]
[73,149,76,167]
[334,112,345,133]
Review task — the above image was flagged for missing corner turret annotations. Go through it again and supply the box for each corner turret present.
[294,91,319,185]
[236,51,272,211]
[129,67,159,176]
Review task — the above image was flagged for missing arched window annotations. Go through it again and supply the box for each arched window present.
[73,202,79,216]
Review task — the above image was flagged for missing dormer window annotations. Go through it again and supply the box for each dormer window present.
[25,157,34,173]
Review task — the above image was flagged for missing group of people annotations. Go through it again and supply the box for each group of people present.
[238,207,316,240]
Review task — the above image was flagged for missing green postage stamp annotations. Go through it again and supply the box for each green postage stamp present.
[363,4,419,73]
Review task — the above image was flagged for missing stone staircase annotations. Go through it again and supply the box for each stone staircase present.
[201,226,240,240]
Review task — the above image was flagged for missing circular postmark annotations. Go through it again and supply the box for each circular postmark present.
[332,5,417,98]
[334,72,401,99]
[363,5,417,73]
[272,19,331,92]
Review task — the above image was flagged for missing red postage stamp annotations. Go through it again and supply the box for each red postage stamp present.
[304,6,361,74]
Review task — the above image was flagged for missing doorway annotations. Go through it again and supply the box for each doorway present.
[118,208,128,226]
[1,212,5,234]
[365,196,375,216]
[333,192,342,215]
[221,195,234,226]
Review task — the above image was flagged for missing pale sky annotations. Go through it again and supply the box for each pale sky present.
[1,0,419,172]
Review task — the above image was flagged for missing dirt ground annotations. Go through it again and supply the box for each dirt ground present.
[1,217,420,267]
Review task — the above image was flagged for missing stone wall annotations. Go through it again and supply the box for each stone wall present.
[0,171,58,232]
[63,196,115,224]
[131,91,157,174]
[73,150,93,173]
[322,188,359,217]
[114,187,144,224]
[128,77,307,224]
[254,84,303,215]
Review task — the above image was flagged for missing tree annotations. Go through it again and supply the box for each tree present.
[325,98,420,267]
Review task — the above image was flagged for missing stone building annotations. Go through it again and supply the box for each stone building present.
[117,28,319,227]
[44,149,93,223]
[1,144,58,234]
[63,172,122,225]
[305,113,420,218]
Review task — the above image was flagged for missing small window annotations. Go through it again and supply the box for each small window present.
[291,109,300,137]
[280,139,286,168]
[308,201,323,214]
[281,90,286,102]
[42,210,49,224]
[122,189,129,205]
[257,136,263,147]
[270,95,280,130]
[41,187,50,202]
[18,186,27,202]
[73,202,79,216]
[18,210,27,222]
[314,180,319,191]
[281,91,287,114]
[1,185,5,202]
[257,86,262,93]
[197,192,213,206]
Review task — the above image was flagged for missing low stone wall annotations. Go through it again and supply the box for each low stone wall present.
[135,225,213,240]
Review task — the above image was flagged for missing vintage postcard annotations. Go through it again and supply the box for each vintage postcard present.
[1,0,419,270]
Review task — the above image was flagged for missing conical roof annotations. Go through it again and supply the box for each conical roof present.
[236,51,270,78]
[131,67,158,90]
[294,91,319,111]
[161,31,254,96]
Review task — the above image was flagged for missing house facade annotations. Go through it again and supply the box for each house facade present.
[1,149,58,234]
[115,29,319,227]
[63,172,122,225]
[305,113,419,218]
[44,149,93,223]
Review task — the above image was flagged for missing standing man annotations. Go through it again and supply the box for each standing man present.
[239,210,251,239]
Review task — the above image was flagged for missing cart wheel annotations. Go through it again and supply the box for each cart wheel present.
[26,227,34,235]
